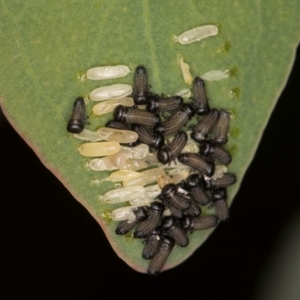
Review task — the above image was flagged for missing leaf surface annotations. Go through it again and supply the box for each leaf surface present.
[0,0,299,273]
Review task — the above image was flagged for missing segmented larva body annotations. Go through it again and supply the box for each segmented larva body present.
[86,65,130,80]
[200,142,232,165]
[212,110,231,145]
[146,95,183,113]
[132,124,165,150]
[134,202,165,238]
[148,237,174,275]
[178,153,215,177]
[192,77,210,115]
[67,97,87,134]
[191,109,220,143]
[114,105,160,126]
[142,229,162,260]
[157,131,188,164]
[154,104,195,136]
[133,65,149,105]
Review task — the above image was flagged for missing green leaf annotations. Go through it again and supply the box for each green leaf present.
[0,1,299,273]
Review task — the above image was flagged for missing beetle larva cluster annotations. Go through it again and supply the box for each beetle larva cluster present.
[67,65,236,275]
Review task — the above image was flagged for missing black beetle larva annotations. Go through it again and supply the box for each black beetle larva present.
[160,184,191,210]
[162,216,189,247]
[157,131,188,164]
[192,77,210,115]
[185,173,210,205]
[146,95,183,114]
[178,153,215,177]
[131,124,165,150]
[115,206,149,235]
[212,110,231,145]
[200,142,232,165]
[181,215,219,232]
[133,65,149,105]
[211,188,229,221]
[153,104,195,136]
[67,97,88,134]
[204,173,237,190]
[142,228,162,260]
[134,202,165,238]
[184,196,202,217]
[191,109,220,143]
[148,236,175,275]
[114,105,160,126]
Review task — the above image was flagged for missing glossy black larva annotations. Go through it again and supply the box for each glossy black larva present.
[178,153,215,177]
[115,206,149,235]
[153,104,195,136]
[134,202,165,238]
[181,215,219,232]
[157,131,188,164]
[160,184,191,210]
[142,228,162,260]
[204,173,237,190]
[146,95,183,114]
[114,105,160,126]
[133,65,149,105]
[67,97,88,133]
[191,109,220,143]
[192,77,210,115]
[148,236,175,275]
[200,142,232,165]
[184,197,202,217]
[131,124,164,150]
[212,110,231,145]
[211,188,229,221]
[162,216,189,247]
[185,173,210,205]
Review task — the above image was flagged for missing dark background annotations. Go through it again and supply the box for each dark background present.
[1,45,299,299]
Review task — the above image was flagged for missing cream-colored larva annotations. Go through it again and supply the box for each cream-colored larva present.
[157,168,190,188]
[86,65,130,80]
[119,144,150,160]
[129,185,161,206]
[89,84,133,101]
[126,154,159,171]
[178,57,193,85]
[99,186,145,204]
[92,97,134,116]
[73,129,104,142]
[176,25,218,44]
[97,127,138,143]
[89,153,129,171]
[103,170,142,182]
[78,142,120,157]
[110,205,139,223]
[201,70,229,81]
[122,168,165,187]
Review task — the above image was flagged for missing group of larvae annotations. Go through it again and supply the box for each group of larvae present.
[67,64,236,275]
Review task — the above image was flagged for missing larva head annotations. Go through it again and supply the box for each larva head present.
[157,148,171,164]
[200,142,213,157]
[181,104,195,119]
[161,184,176,198]
[67,120,84,133]
[152,134,165,150]
[162,216,175,230]
[135,65,147,75]
[150,201,165,212]
[113,105,127,122]
[212,188,227,201]
[173,95,184,105]
[181,216,192,231]
[194,76,205,87]
[146,97,159,113]
[153,123,166,135]
[186,173,203,189]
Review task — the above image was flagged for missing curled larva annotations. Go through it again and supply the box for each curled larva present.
[86,65,130,80]
[89,84,133,101]
[176,25,218,45]
[92,97,134,116]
